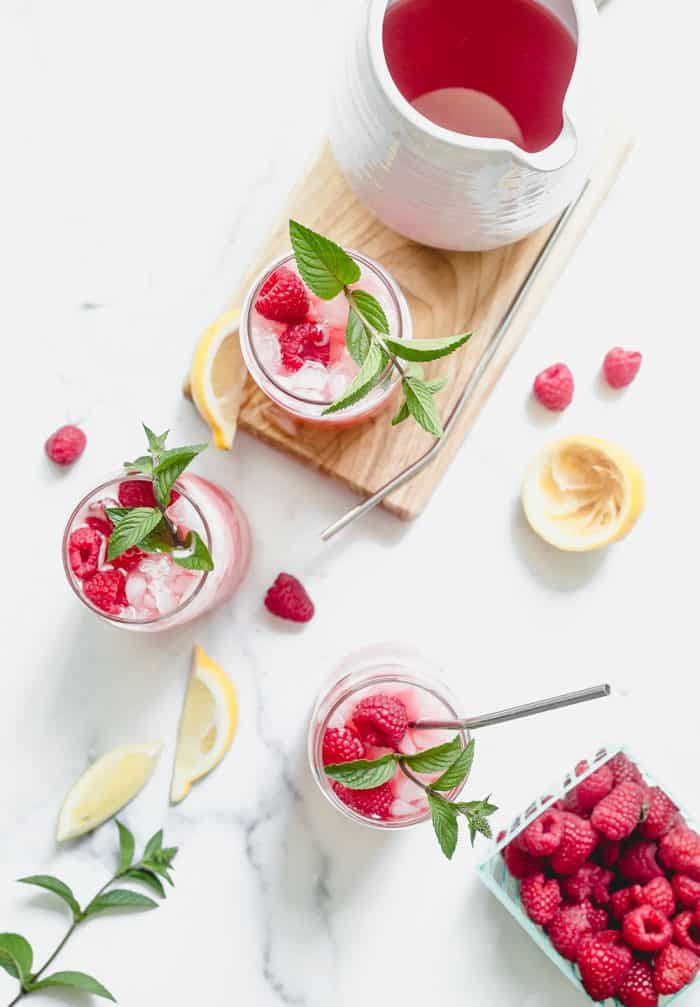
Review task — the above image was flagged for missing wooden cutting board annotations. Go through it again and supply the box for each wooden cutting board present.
[187,128,632,520]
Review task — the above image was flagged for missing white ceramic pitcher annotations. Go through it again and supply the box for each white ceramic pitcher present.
[329,0,602,251]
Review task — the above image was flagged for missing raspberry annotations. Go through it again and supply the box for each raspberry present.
[622,904,673,952]
[609,752,644,787]
[591,782,646,840]
[598,838,621,868]
[611,887,639,921]
[672,873,700,909]
[45,424,86,465]
[653,944,699,995]
[618,841,664,884]
[639,786,680,839]
[278,322,330,372]
[561,864,613,906]
[520,873,561,926]
[581,898,609,933]
[617,961,658,1007]
[603,347,642,389]
[322,728,365,766]
[82,569,127,614]
[332,781,393,820]
[638,877,676,917]
[521,809,564,856]
[86,516,113,536]
[567,761,614,814]
[546,903,591,961]
[503,842,543,881]
[117,479,181,508]
[551,812,598,875]
[352,694,408,748]
[110,546,146,572]
[659,826,700,880]
[68,527,103,579]
[577,930,632,1002]
[673,908,700,955]
[255,266,309,324]
[532,362,574,411]
[264,573,315,623]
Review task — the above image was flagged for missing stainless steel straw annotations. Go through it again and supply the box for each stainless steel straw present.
[321,180,591,541]
[410,683,611,731]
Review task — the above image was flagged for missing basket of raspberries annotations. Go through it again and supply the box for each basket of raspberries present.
[479,747,699,1005]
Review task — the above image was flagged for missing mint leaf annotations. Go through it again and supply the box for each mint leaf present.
[425,375,448,393]
[143,829,163,860]
[123,868,166,899]
[104,507,130,522]
[428,794,458,859]
[143,425,169,454]
[153,444,207,509]
[385,331,472,362]
[322,340,387,415]
[107,508,162,561]
[139,518,178,554]
[17,876,81,919]
[402,736,462,774]
[116,821,135,874]
[289,220,360,299]
[28,971,115,1001]
[173,530,214,571]
[141,861,173,886]
[403,376,444,437]
[0,934,33,983]
[431,738,475,792]
[85,889,158,916]
[124,455,153,476]
[391,400,410,426]
[348,290,390,335]
[455,798,498,817]
[346,306,371,365]
[324,754,398,790]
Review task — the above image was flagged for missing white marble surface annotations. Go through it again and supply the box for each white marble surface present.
[3,0,700,1004]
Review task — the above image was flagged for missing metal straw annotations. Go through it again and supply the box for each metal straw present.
[320,180,591,541]
[409,683,611,731]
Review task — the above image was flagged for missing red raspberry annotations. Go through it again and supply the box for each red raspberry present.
[653,944,699,995]
[637,877,676,917]
[109,546,146,572]
[598,838,621,867]
[255,266,309,324]
[551,812,598,875]
[577,930,633,1002]
[82,569,127,614]
[521,809,564,856]
[591,782,646,840]
[503,842,543,881]
[603,347,642,389]
[68,527,103,579]
[581,898,609,933]
[609,752,644,787]
[86,516,113,536]
[532,363,574,411]
[567,761,614,814]
[264,573,315,623]
[611,887,639,921]
[322,728,365,766]
[639,787,680,839]
[117,479,180,508]
[672,873,700,909]
[546,903,591,961]
[520,873,562,926]
[561,864,613,906]
[331,781,393,820]
[278,322,330,372]
[659,826,700,880]
[673,908,700,955]
[618,841,664,884]
[352,693,408,748]
[617,961,658,1007]
[45,424,86,465]
[622,904,673,952]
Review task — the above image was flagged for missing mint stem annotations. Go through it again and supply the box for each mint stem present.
[344,287,406,378]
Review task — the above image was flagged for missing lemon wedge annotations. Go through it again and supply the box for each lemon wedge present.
[522,435,644,552]
[188,307,247,450]
[170,646,239,804]
[57,743,162,841]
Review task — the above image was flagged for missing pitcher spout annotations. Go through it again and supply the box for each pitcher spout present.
[520,115,579,174]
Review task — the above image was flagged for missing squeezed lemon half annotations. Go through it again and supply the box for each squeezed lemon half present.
[188,307,247,450]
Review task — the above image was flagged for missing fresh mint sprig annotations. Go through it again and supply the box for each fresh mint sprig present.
[109,424,213,572]
[0,822,177,1005]
[289,220,472,435]
[325,736,497,859]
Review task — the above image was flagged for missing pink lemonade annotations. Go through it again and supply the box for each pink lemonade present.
[382,0,577,153]
[63,472,251,632]
[240,250,412,426]
[309,648,468,828]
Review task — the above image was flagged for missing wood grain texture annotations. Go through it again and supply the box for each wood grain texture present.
[189,129,632,520]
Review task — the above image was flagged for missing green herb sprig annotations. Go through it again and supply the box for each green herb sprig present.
[289,220,472,435]
[325,736,497,859]
[0,823,177,1005]
[107,425,213,571]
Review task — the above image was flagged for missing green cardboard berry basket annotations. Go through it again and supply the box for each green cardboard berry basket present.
[478,744,699,1006]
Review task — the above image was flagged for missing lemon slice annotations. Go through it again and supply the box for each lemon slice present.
[170,646,239,804]
[188,307,247,449]
[522,435,644,552]
[57,743,162,841]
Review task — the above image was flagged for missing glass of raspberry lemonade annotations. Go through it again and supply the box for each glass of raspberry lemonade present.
[309,647,469,828]
[240,250,412,426]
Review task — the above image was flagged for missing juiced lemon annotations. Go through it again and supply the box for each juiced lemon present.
[188,308,247,450]
[170,646,239,804]
[522,435,644,552]
[57,743,162,841]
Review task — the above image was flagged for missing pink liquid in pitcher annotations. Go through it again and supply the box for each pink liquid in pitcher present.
[382,0,577,153]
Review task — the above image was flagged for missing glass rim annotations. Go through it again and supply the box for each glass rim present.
[240,249,403,408]
[62,472,212,626]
